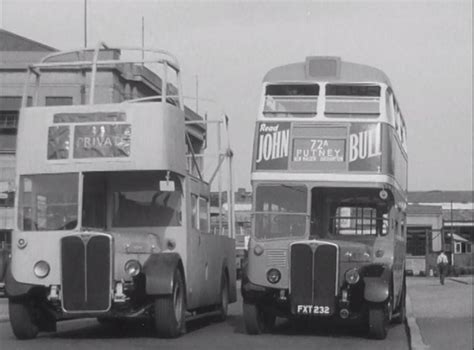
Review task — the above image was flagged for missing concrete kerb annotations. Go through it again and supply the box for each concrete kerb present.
[448,277,470,285]
[405,294,430,350]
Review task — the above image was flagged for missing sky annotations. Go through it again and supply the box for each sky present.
[0,0,472,191]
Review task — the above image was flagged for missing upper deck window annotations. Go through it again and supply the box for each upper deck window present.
[385,91,394,123]
[325,84,381,118]
[263,84,319,118]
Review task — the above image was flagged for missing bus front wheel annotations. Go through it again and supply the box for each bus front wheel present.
[215,271,229,322]
[9,298,40,340]
[368,304,389,340]
[243,302,275,334]
[153,269,186,338]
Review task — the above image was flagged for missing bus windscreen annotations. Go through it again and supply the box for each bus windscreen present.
[18,173,78,231]
[111,171,183,228]
[254,184,307,239]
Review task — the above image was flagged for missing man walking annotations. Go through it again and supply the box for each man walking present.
[436,250,449,285]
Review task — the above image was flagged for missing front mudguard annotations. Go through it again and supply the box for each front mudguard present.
[142,252,183,296]
[5,265,36,299]
[363,266,391,303]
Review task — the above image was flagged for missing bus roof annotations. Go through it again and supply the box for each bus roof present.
[263,56,391,86]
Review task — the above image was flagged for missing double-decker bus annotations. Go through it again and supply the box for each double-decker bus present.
[5,44,236,339]
[242,56,407,339]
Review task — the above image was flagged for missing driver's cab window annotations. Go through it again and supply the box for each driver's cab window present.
[191,194,198,229]
[199,197,209,233]
[311,187,392,238]
[333,206,388,236]
[190,194,210,233]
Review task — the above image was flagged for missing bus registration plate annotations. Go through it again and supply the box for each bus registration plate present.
[292,138,345,163]
[296,305,331,315]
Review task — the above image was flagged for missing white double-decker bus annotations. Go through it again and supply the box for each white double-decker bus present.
[6,45,236,339]
[243,56,407,339]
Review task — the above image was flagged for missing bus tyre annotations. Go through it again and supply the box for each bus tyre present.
[263,312,276,331]
[368,305,389,340]
[243,302,264,335]
[215,272,229,322]
[153,269,186,338]
[9,299,39,340]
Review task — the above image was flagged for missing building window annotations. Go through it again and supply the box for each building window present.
[0,191,14,207]
[0,111,18,153]
[454,241,471,254]
[45,96,73,106]
[0,111,18,129]
[407,227,429,256]
[0,229,12,249]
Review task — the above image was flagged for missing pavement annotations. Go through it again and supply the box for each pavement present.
[406,275,473,350]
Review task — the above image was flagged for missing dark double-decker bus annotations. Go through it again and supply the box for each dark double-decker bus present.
[242,56,407,339]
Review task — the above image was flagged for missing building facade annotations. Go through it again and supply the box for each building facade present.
[0,29,58,249]
[407,191,473,275]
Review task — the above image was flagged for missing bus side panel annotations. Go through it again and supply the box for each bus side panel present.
[381,124,407,192]
[198,235,236,305]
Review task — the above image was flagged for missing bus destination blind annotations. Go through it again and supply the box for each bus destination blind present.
[74,124,131,158]
[292,139,345,163]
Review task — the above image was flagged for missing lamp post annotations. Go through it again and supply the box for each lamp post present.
[450,200,454,266]
[84,0,87,48]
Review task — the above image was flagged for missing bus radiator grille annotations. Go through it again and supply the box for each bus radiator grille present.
[290,242,338,315]
[266,249,287,268]
[61,234,111,312]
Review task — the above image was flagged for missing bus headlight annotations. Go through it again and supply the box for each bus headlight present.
[33,261,50,278]
[345,268,360,285]
[267,268,281,284]
[124,260,141,277]
[253,244,264,256]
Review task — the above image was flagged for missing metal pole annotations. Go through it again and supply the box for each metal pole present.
[84,0,87,48]
[89,42,103,105]
[195,75,199,113]
[217,121,222,235]
[450,200,454,266]
[141,16,144,65]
